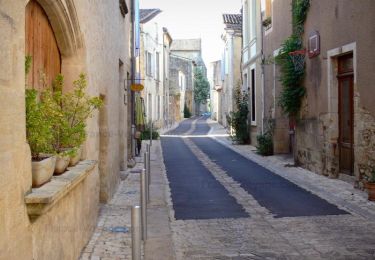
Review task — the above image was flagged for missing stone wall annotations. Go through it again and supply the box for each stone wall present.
[140,19,165,128]
[295,0,375,181]
[31,167,99,260]
[261,0,292,153]
[0,0,132,258]
[0,1,38,258]
[74,0,131,202]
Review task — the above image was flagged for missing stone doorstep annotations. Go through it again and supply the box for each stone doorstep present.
[25,160,97,218]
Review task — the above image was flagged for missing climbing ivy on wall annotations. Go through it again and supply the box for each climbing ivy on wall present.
[275,0,310,116]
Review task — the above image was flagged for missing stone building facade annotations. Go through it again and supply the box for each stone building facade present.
[140,9,165,129]
[209,60,222,122]
[259,0,375,185]
[0,0,133,259]
[241,0,264,144]
[261,0,293,154]
[296,0,375,183]
[221,13,243,127]
[169,55,194,121]
[171,38,207,116]
[162,28,173,126]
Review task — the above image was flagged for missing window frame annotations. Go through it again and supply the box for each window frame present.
[155,52,160,81]
[146,51,153,77]
[250,67,256,125]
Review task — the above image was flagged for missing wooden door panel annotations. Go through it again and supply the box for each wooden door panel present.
[25,0,61,90]
[338,55,354,175]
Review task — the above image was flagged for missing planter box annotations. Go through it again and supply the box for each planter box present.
[54,155,70,175]
[69,147,82,167]
[32,156,56,188]
[365,182,375,201]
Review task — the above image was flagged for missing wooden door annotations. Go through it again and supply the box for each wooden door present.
[338,54,354,175]
[26,0,61,90]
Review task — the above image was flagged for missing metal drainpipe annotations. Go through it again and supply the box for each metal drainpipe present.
[260,7,265,135]
[131,0,136,124]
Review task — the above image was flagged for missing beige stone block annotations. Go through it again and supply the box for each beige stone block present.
[0,16,12,83]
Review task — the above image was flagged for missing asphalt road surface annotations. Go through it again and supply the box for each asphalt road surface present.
[161,117,348,220]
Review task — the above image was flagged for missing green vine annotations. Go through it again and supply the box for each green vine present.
[275,0,310,117]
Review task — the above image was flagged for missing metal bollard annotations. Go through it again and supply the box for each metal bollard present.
[140,169,147,241]
[147,144,151,187]
[131,125,136,157]
[131,206,141,260]
[150,121,153,146]
[144,152,149,203]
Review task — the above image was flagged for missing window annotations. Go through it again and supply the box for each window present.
[157,95,161,119]
[261,0,272,31]
[250,0,257,40]
[155,52,160,81]
[251,68,256,124]
[148,93,152,121]
[146,51,153,77]
[178,71,185,91]
[243,73,248,93]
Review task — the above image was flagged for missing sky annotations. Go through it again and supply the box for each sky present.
[140,0,242,66]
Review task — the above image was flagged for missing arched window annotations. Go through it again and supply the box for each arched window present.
[26,0,61,90]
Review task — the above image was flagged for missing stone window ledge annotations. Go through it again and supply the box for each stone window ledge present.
[25,160,97,220]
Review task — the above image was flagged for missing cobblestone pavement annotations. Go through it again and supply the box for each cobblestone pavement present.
[80,139,175,260]
[162,118,375,260]
[79,168,140,260]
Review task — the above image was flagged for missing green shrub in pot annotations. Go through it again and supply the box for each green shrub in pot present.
[44,73,103,170]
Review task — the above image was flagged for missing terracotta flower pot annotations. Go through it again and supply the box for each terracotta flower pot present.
[32,156,56,188]
[69,147,82,167]
[54,154,70,175]
[365,182,375,201]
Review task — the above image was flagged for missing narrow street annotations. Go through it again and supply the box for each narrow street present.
[3,1,375,259]
[160,117,375,259]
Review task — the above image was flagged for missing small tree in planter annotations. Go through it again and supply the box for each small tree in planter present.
[43,73,103,173]
[41,75,72,174]
[364,170,375,201]
[63,73,103,147]
[26,89,55,160]
[25,56,56,187]
[256,117,275,156]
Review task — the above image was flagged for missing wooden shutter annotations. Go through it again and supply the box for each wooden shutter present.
[265,0,272,18]
[25,0,61,90]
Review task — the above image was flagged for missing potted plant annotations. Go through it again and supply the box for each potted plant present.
[41,78,70,175]
[25,56,56,187]
[63,73,102,166]
[262,16,272,28]
[25,89,56,187]
[46,73,102,172]
[364,170,375,201]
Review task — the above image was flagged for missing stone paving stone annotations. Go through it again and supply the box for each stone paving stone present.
[79,160,143,259]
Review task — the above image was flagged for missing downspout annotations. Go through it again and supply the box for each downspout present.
[260,5,265,134]
[131,0,136,124]
[131,0,140,158]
